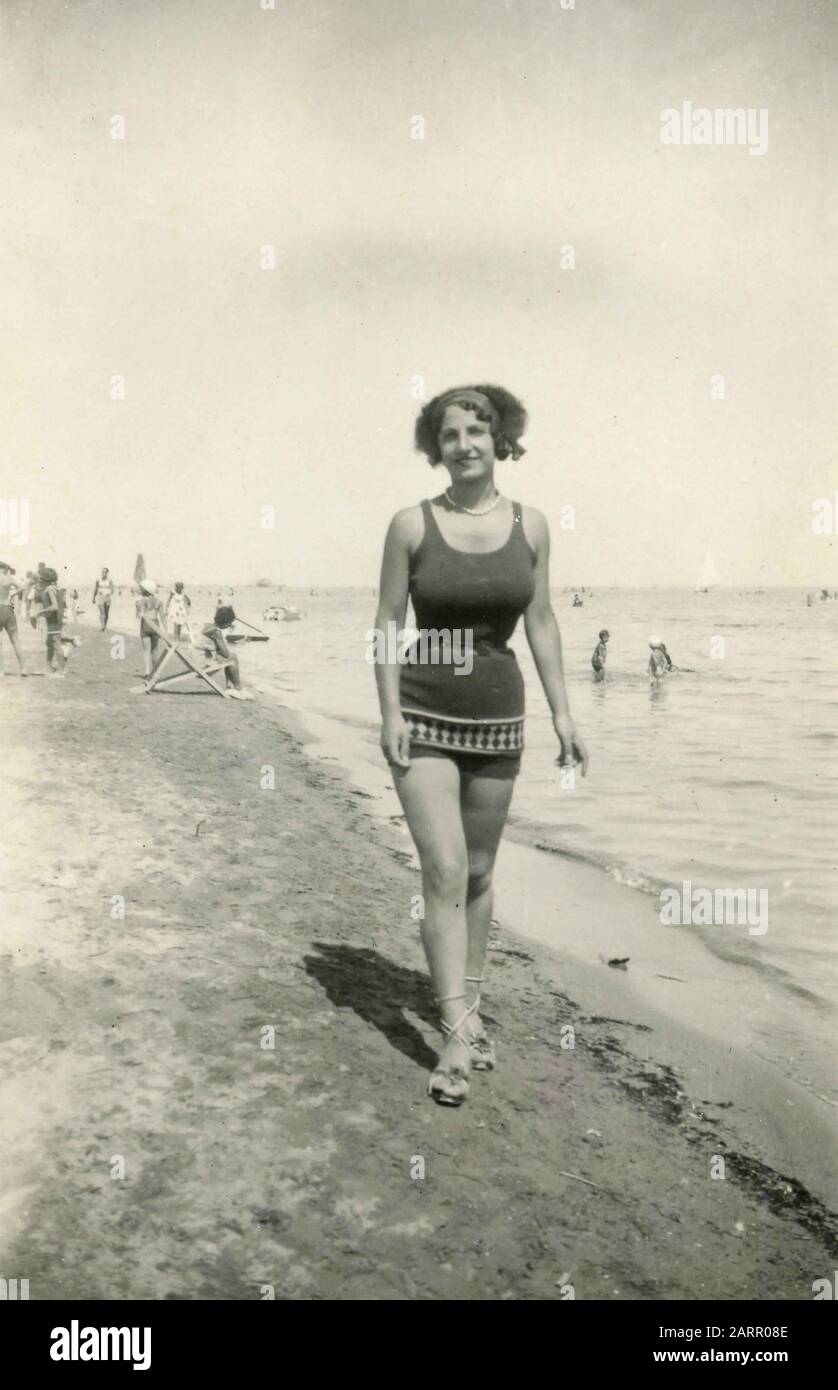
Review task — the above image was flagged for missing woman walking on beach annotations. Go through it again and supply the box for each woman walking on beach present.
[93,567,115,630]
[136,580,166,678]
[373,385,588,1105]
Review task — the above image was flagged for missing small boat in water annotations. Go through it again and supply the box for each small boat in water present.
[262,604,303,622]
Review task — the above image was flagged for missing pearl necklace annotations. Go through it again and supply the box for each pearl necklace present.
[444,488,502,517]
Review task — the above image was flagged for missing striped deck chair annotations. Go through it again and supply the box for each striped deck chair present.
[135,619,234,698]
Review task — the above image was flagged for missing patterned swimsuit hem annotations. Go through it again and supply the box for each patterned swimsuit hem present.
[403,709,524,754]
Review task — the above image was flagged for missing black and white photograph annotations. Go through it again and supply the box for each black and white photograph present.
[1,0,836,1338]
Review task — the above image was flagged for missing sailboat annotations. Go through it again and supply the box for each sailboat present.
[695,548,720,593]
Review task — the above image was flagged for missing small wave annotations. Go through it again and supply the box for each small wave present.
[532,836,669,898]
[607,865,666,895]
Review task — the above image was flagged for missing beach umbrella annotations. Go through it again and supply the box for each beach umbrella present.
[134,553,146,585]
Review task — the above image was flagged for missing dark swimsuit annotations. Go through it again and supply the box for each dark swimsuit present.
[400,498,536,776]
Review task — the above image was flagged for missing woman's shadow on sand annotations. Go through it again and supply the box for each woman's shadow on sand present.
[304,942,439,1070]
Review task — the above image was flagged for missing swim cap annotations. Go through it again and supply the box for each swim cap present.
[648,635,661,648]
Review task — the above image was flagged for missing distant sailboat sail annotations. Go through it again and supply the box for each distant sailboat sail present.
[695,548,720,592]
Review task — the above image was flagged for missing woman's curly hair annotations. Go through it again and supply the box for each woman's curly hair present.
[414,384,527,465]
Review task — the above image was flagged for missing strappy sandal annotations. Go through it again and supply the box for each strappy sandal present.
[428,993,473,1106]
[465,974,496,1071]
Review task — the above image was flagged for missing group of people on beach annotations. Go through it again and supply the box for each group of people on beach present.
[0,563,250,697]
[0,560,81,678]
[590,630,675,684]
[132,578,251,697]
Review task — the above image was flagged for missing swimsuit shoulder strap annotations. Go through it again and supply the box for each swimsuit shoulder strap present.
[511,499,538,561]
[418,497,444,548]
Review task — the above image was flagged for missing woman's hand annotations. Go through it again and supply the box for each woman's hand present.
[553,714,589,777]
[380,713,411,770]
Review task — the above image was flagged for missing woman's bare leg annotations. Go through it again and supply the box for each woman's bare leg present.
[8,625,28,674]
[225,653,241,689]
[460,768,516,1030]
[392,755,470,1063]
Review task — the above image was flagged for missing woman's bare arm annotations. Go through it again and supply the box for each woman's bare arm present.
[372,507,421,765]
[523,508,589,774]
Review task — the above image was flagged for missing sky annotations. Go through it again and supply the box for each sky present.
[2,0,836,588]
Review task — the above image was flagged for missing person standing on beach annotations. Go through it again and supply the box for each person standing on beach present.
[165,581,192,640]
[0,562,29,676]
[591,629,609,682]
[93,567,115,630]
[136,580,166,678]
[35,567,66,677]
[373,384,588,1106]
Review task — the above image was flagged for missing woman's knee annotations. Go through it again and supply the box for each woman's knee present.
[422,850,468,899]
[467,852,496,897]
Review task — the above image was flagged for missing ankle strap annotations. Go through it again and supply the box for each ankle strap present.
[465,975,483,984]
[436,992,467,1005]
[440,1002,476,1046]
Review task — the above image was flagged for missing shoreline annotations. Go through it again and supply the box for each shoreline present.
[1,620,835,1298]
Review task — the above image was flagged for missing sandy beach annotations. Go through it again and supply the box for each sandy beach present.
[1,621,836,1301]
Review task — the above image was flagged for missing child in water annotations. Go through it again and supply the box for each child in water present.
[591,629,609,682]
[648,635,674,682]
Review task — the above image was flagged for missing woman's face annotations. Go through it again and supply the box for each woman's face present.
[437,404,496,482]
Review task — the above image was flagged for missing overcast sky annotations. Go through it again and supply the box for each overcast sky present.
[2,0,835,587]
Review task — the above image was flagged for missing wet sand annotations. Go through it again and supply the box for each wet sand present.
[1,621,836,1299]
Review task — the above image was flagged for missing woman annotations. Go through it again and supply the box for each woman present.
[136,579,166,678]
[373,385,588,1106]
[93,567,115,630]
[201,603,253,700]
[166,581,192,640]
